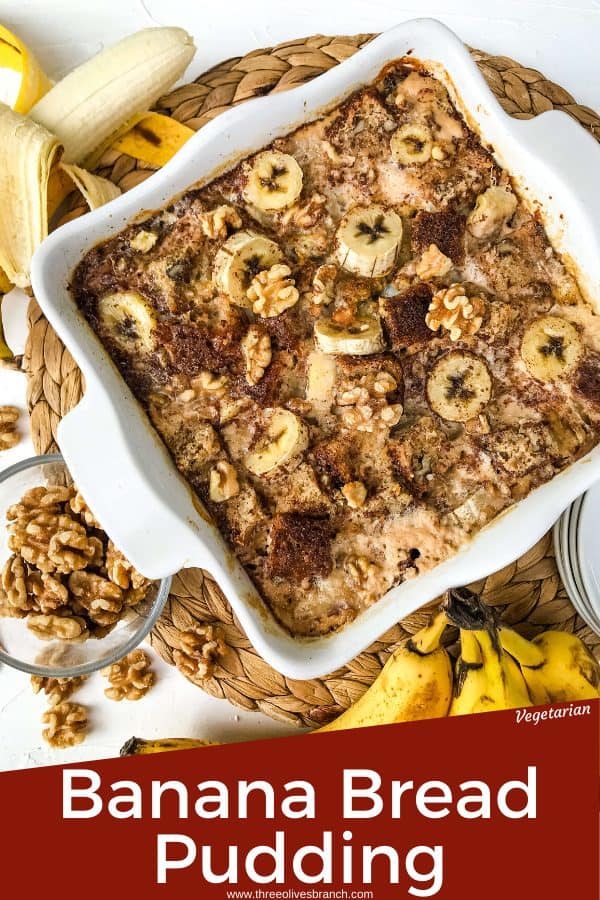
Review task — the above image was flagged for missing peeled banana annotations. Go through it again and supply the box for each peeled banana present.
[214,231,282,306]
[243,151,304,211]
[318,611,453,731]
[520,316,584,382]
[335,205,403,278]
[97,291,158,352]
[314,315,384,356]
[426,350,492,422]
[245,408,309,476]
[306,351,337,405]
[29,27,195,164]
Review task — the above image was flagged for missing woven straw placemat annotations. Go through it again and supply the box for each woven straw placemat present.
[22,34,600,727]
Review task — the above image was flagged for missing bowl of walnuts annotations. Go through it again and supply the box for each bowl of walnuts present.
[0,454,171,677]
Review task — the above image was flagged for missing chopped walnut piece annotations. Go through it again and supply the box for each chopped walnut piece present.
[311,263,337,306]
[130,230,158,252]
[31,674,87,706]
[26,571,69,613]
[102,649,154,701]
[1,554,30,613]
[27,613,88,641]
[209,460,240,503]
[68,571,123,626]
[341,481,367,509]
[337,372,403,433]
[173,625,225,680]
[242,326,272,385]
[42,701,87,748]
[69,491,101,528]
[415,243,453,280]
[280,193,326,229]
[0,405,20,450]
[426,284,485,341]
[199,204,242,240]
[247,264,299,317]
[467,185,517,240]
[345,554,379,589]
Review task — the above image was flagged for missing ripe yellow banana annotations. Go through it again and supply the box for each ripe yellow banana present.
[121,737,218,755]
[450,628,532,716]
[500,628,600,704]
[318,611,453,732]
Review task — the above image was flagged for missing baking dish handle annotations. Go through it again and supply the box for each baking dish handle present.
[56,382,220,581]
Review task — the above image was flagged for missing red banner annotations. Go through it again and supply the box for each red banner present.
[1,701,598,898]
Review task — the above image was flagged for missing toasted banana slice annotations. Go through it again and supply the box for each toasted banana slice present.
[306,351,337,405]
[245,408,309,476]
[97,291,157,352]
[243,151,303,211]
[314,315,384,356]
[520,316,583,382]
[427,351,492,422]
[214,230,282,306]
[335,205,403,278]
[390,124,433,165]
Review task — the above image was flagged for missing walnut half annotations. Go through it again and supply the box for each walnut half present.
[42,701,87,748]
[247,264,299,317]
[426,284,485,341]
[173,625,225,681]
[102,649,154,701]
[0,405,20,451]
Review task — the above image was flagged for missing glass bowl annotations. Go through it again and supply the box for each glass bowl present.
[0,453,171,678]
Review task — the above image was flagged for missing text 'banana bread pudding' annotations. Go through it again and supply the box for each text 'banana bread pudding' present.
[71,61,600,637]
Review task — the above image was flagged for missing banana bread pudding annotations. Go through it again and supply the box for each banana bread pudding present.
[71,60,600,637]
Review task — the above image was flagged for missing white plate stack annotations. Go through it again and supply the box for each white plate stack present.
[554,480,600,635]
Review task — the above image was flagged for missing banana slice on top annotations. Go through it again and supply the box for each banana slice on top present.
[245,408,309,476]
[335,205,403,278]
[97,291,157,352]
[214,230,283,306]
[390,124,433,165]
[520,316,583,382]
[243,151,303,211]
[427,350,492,422]
[314,315,384,356]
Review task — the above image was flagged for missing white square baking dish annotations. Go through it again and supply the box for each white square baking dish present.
[31,18,600,678]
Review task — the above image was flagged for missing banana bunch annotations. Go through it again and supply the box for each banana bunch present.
[122,589,600,754]
[446,587,600,714]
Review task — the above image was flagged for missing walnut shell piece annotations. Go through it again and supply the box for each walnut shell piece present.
[42,701,87,748]
[426,284,485,341]
[102,649,154,701]
[173,625,226,680]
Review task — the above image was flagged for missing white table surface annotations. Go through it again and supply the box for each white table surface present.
[0,0,598,770]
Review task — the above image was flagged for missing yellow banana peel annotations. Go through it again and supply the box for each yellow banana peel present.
[0,24,52,114]
[104,111,194,169]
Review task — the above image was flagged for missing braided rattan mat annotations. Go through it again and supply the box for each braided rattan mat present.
[23,34,600,726]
